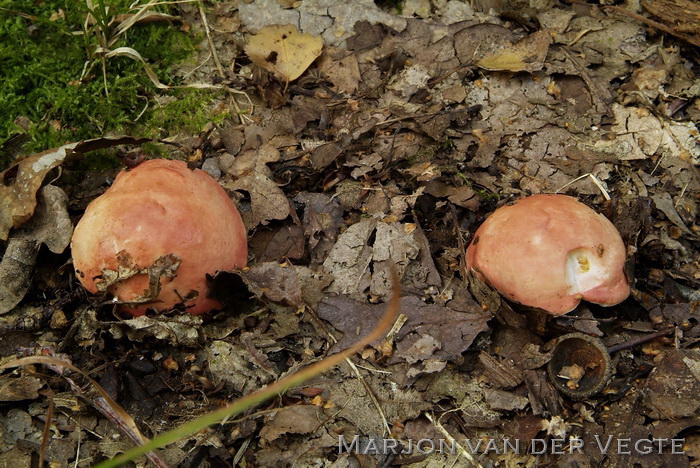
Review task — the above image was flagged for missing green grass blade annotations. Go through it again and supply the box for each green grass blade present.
[93,275,401,468]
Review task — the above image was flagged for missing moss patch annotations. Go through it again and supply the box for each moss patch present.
[0,0,223,168]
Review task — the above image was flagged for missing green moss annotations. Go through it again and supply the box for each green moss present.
[0,0,223,169]
[79,149,121,172]
[438,137,455,152]
[146,90,230,138]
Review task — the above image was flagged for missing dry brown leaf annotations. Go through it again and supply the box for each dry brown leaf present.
[259,405,322,442]
[0,185,73,314]
[0,143,76,240]
[223,144,291,227]
[0,375,43,402]
[244,24,324,82]
[0,136,150,241]
[317,48,361,94]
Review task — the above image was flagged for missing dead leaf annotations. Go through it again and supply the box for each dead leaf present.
[223,144,291,227]
[17,185,73,254]
[395,296,491,361]
[109,314,203,347]
[484,388,529,411]
[294,192,345,251]
[0,243,34,311]
[0,136,149,241]
[643,349,700,419]
[317,48,361,94]
[322,219,441,300]
[204,340,277,394]
[401,161,442,182]
[319,295,490,362]
[345,152,383,179]
[477,30,552,72]
[423,180,479,210]
[652,192,695,238]
[0,376,43,402]
[241,262,304,307]
[0,144,75,240]
[253,427,338,466]
[454,24,551,72]
[259,405,322,442]
[0,185,73,314]
[319,370,432,435]
[244,24,324,82]
[251,224,306,262]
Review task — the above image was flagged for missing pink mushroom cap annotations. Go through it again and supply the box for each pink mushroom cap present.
[465,194,630,315]
[71,159,248,316]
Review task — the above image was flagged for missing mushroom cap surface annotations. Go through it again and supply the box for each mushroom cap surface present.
[71,159,247,316]
[465,194,629,315]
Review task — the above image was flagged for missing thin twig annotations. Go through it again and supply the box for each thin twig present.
[197,1,224,76]
[304,306,393,435]
[607,327,675,354]
[39,388,55,468]
[555,173,611,200]
[425,412,485,468]
[603,5,700,48]
[196,1,252,124]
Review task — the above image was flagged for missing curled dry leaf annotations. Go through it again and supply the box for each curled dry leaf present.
[224,144,291,227]
[0,136,150,241]
[109,314,204,347]
[244,24,324,82]
[0,144,75,240]
[0,185,73,314]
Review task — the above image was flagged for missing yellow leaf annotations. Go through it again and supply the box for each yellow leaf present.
[477,30,552,72]
[244,24,324,82]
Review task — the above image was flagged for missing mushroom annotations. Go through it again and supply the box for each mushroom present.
[71,159,247,316]
[465,194,629,315]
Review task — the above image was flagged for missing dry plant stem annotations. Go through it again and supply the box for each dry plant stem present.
[447,205,468,280]
[306,307,393,435]
[196,0,251,124]
[603,5,700,47]
[607,327,675,354]
[232,435,253,465]
[0,356,170,468]
[374,110,467,129]
[567,27,604,47]
[345,354,391,435]
[39,388,54,468]
[197,1,224,75]
[91,273,401,468]
[555,173,611,200]
[560,48,611,115]
[108,0,165,47]
[425,412,484,468]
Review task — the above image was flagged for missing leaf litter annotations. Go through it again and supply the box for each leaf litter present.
[1,0,700,467]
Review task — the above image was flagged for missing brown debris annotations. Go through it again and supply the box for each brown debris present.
[2,0,700,465]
